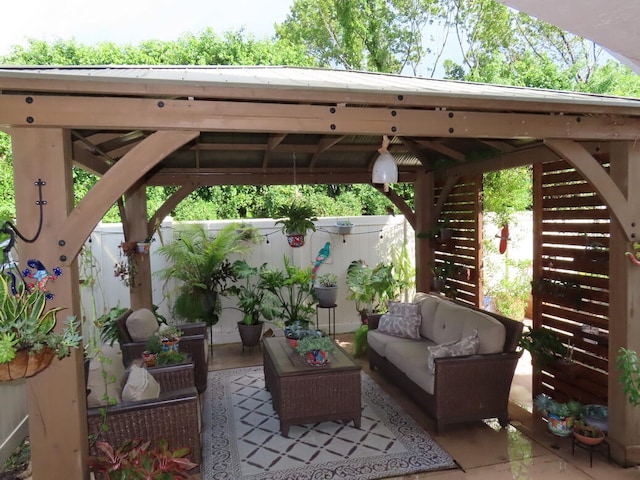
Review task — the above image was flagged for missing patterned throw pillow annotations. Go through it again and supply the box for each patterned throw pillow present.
[377,303,421,339]
[427,330,480,374]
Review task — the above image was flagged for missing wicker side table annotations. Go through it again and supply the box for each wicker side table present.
[263,336,361,436]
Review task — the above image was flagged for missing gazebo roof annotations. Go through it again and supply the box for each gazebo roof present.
[1,65,639,187]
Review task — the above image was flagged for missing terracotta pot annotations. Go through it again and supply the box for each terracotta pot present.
[573,425,605,445]
[0,347,55,381]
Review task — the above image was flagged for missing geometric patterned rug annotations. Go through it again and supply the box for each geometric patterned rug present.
[202,366,458,480]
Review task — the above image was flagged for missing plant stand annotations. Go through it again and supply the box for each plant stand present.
[315,304,336,339]
[572,437,610,467]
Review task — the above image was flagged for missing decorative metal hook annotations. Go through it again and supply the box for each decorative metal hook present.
[1,178,47,264]
[1,178,46,243]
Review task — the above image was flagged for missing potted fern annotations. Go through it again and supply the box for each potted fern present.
[274,201,317,247]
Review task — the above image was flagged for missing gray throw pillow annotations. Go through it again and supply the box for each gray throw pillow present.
[427,330,479,374]
[377,303,421,339]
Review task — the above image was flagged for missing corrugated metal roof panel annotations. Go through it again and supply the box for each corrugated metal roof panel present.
[1,65,639,108]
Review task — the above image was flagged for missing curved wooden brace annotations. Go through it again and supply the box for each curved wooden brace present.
[147,185,197,237]
[545,139,638,241]
[375,185,416,228]
[57,130,199,263]
[433,175,460,222]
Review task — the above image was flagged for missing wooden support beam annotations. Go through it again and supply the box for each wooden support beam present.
[4,94,640,139]
[374,185,416,229]
[12,128,88,480]
[414,173,435,292]
[545,139,639,241]
[57,130,199,265]
[148,185,197,236]
[309,136,345,169]
[415,139,466,162]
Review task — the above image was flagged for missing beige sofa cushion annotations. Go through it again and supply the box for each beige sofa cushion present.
[461,311,506,354]
[413,293,444,339]
[86,344,126,408]
[126,308,159,341]
[367,329,421,358]
[122,365,161,402]
[430,301,467,345]
[386,341,436,395]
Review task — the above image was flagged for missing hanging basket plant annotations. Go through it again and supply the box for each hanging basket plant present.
[274,201,317,248]
[0,273,81,381]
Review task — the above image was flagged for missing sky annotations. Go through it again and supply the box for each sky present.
[0,0,296,56]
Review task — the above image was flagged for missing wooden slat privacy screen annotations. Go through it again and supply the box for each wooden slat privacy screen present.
[533,158,610,405]
[433,175,482,307]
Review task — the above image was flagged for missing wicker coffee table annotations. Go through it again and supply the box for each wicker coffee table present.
[263,336,362,436]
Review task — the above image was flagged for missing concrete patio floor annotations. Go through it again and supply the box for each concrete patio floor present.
[199,334,638,480]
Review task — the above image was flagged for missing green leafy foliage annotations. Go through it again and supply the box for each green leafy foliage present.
[258,257,317,327]
[88,438,197,479]
[156,224,253,325]
[519,327,568,369]
[0,275,81,362]
[345,260,399,317]
[617,347,640,407]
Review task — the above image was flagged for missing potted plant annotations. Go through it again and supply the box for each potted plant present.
[345,260,398,322]
[88,438,197,478]
[142,334,163,367]
[431,260,456,297]
[314,272,339,308]
[228,260,279,350]
[155,223,253,329]
[274,200,317,247]
[136,235,155,254]
[534,393,582,437]
[519,328,573,370]
[155,349,188,367]
[572,420,605,446]
[0,274,82,381]
[334,219,353,235]
[294,334,335,366]
[156,325,183,352]
[259,256,317,329]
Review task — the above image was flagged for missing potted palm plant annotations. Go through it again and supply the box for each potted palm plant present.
[314,272,339,308]
[274,200,317,247]
[155,223,253,329]
[0,274,81,381]
[228,260,279,350]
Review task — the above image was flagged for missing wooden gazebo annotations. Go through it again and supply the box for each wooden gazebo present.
[1,66,639,478]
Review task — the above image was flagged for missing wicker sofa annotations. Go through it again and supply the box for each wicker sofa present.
[87,361,201,469]
[115,309,208,393]
[368,292,523,432]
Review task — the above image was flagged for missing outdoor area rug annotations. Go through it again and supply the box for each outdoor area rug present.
[201,366,457,480]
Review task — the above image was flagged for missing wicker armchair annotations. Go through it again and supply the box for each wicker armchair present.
[115,309,208,393]
[87,363,201,469]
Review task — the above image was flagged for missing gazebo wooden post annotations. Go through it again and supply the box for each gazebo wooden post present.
[11,128,88,479]
[124,182,153,310]
[414,172,435,292]
[608,141,640,466]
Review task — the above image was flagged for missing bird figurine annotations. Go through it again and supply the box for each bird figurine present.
[311,242,332,285]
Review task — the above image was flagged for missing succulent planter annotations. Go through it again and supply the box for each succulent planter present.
[306,349,329,366]
[573,425,605,445]
[334,224,353,235]
[142,351,157,367]
[547,413,575,437]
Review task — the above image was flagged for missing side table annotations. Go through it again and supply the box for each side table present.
[316,304,336,338]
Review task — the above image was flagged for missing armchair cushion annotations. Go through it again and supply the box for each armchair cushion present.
[122,364,161,402]
[86,344,126,408]
[126,308,159,341]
